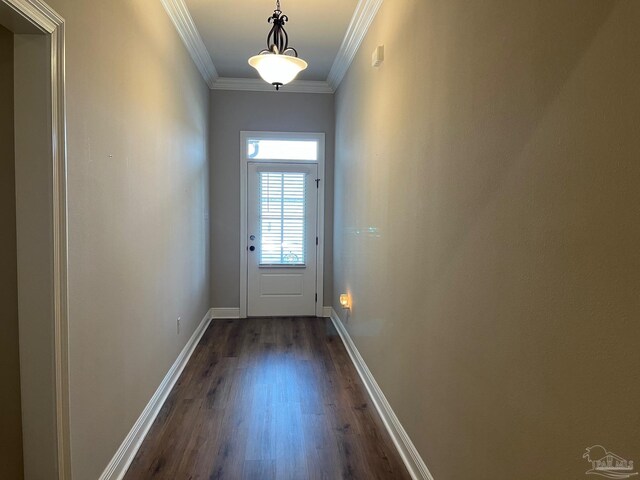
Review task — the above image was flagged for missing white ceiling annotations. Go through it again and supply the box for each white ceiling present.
[184,0,359,81]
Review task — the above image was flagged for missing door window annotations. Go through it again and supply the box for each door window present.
[259,171,306,266]
[248,139,318,161]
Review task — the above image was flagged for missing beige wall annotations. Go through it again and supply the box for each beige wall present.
[333,1,640,479]
[0,24,24,480]
[210,90,334,309]
[42,0,210,477]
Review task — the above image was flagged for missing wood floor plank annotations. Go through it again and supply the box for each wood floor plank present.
[274,401,309,480]
[123,317,411,480]
[302,413,343,480]
[243,459,276,480]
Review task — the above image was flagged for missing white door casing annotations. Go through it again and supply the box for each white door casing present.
[240,131,325,318]
[247,163,318,316]
[0,0,70,477]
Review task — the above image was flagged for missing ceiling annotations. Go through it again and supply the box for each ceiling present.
[184,0,359,81]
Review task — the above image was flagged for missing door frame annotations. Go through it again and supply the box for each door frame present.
[0,0,70,477]
[240,131,325,318]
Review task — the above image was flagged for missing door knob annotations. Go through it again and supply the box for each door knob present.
[249,246,255,251]
[249,234,256,240]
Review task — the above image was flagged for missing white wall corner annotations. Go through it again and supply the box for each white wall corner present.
[160,0,218,88]
[326,0,383,91]
[328,308,434,480]
[322,306,333,317]
[98,309,213,480]
[211,307,241,319]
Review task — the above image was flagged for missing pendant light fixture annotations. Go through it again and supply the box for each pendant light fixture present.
[248,0,308,90]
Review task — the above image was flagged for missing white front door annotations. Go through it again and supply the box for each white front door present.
[247,162,318,317]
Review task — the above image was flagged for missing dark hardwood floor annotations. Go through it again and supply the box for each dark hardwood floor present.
[124,317,411,480]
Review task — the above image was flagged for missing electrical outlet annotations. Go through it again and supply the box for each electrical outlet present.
[177,317,181,335]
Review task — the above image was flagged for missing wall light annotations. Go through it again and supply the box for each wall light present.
[339,294,350,309]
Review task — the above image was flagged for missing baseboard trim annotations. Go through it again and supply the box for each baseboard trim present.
[98,308,214,480]
[329,308,434,480]
[211,307,241,319]
[212,307,331,318]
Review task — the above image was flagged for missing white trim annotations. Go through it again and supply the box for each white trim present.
[51,17,70,480]
[99,309,214,480]
[159,0,384,93]
[239,132,326,318]
[212,77,333,94]
[160,0,383,93]
[211,307,241,319]
[3,0,60,31]
[240,134,248,318]
[214,307,331,318]
[2,1,70,477]
[160,0,218,88]
[327,0,383,91]
[329,308,434,480]
[314,138,326,317]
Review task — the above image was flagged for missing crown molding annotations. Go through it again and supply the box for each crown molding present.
[211,77,334,94]
[160,0,218,88]
[327,0,383,91]
[161,0,381,93]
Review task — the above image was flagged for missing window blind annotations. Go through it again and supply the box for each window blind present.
[259,172,306,265]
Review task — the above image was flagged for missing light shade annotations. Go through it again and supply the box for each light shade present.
[339,294,350,309]
[248,53,308,87]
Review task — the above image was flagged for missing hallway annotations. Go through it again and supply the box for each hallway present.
[124,317,411,479]
[4,0,640,477]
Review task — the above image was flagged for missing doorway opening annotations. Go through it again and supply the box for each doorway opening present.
[0,0,69,478]
[240,132,325,318]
